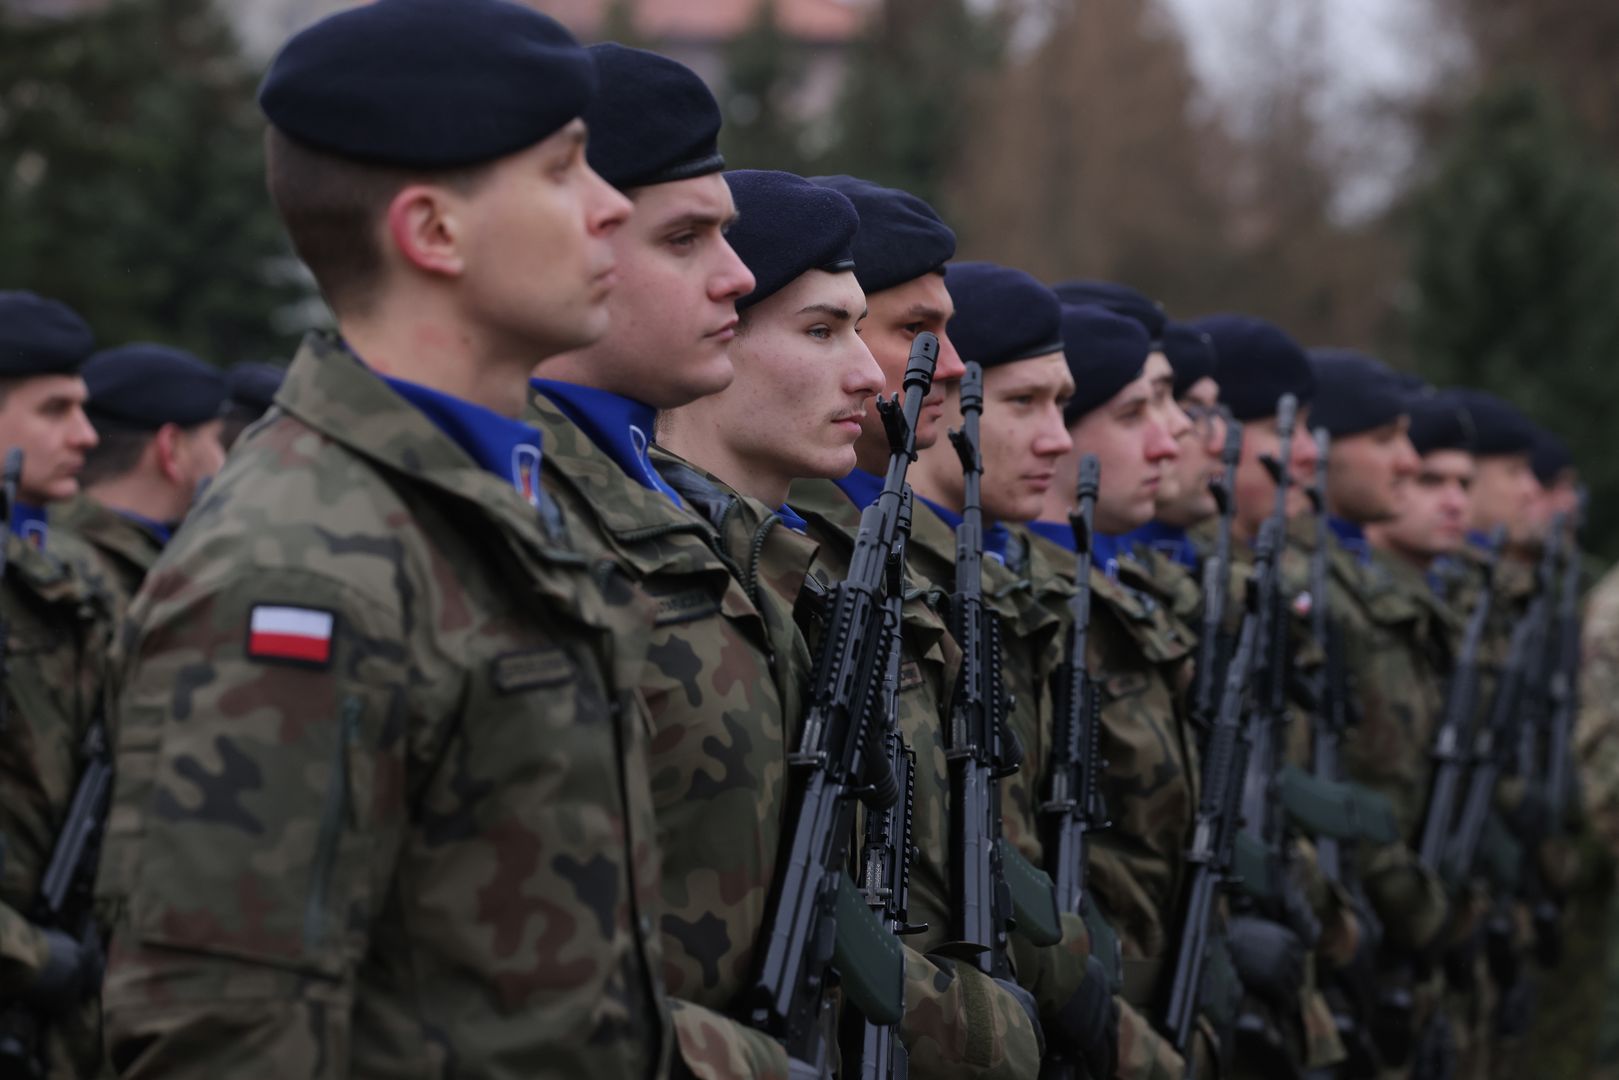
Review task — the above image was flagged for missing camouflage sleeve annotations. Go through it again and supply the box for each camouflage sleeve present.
[1358,840,1448,953]
[1115,997,1188,1080]
[669,999,789,1080]
[902,946,1042,1079]
[98,569,414,1078]
[0,900,50,994]
[1577,573,1619,858]
[1007,909,1092,1018]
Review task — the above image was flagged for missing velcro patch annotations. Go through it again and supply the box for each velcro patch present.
[490,648,575,694]
[246,605,334,667]
[898,660,925,693]
[650,586,721,627]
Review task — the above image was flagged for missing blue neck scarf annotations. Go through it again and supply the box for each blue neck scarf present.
[383,376,545,511]
[1027,519,1123,577]
[531,379,683,507]
[11,502,46,549]
[1328,515,1371,565]
[776,503,809,535]
[116,509,174,546]
[832,467,885,513]
[916,495,1011,563]
[1124,520,1199,570]
[1467,529,1495,553]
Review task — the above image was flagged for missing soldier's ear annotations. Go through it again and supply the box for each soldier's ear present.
[386,184,467,280]
[152,422,185,485]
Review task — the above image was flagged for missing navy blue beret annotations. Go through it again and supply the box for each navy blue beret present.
[1530,428,1573,486]
[1447,388,1536,457]
[84,344,228,429]
[723,171,858,312]
[1051,280,1166,347]
[1405,389,1475,457]
[1161,321,1217,400]
[259,0,593,169]
[1189,314,1314,422]
[945,262,1065,372]
[584,44,724,191]
[809,175,956,295]
[0,291,94,377]
[1060,304,1151,425]
[225,362,287,414]
[1306,349,1406,439]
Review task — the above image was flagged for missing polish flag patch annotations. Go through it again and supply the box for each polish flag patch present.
[247,605,335,666]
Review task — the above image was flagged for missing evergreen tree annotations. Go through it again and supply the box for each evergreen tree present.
[718,0,810,174]
[1407,79,1619,556]
[819,0,1001,211]
[0,0,309,364]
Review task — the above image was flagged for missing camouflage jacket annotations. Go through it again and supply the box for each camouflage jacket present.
[789,478,1046,1078]
[526,395,806,1080]
[1577,560,1619,858]
[98,334,670,1079]
[49,495,165,626]
[0,531,111,1079]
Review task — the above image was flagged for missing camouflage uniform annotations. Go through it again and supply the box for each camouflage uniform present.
[1014,526,1206,1077]
[788,478,1047,1077]
[50,495,165,625]
[527,394,804,1079]
[0,532,111,1079]
[97,335,671,1078]
[1579,560,1619,1078]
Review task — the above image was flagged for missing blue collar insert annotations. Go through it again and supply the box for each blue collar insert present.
[531,378,682,507]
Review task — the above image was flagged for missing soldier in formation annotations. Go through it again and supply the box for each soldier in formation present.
[0,1,1603,1077]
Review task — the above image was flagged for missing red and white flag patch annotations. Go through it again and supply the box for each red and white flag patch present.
[247,605,335,665]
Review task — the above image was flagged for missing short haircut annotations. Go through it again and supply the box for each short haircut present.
[218,403,262,452]
[79,423,153,488]
[264,128,491,316]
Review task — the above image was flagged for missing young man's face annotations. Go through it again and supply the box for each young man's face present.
[0,375,98,504]
[1374,448,1474,562]
[459,121,633,359]
[1054,353,1187,534]
[542,171,755,409]
[1326,417,1418,525]
[914,353,1073,523]
[1155,374,1225,527]
[1470,453,1541,546]
[1231,403,1319,539]
[662,269,882,499]
[853,273,967,471]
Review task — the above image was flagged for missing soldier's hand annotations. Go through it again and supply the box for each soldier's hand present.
[993,977,1046,1058]
[1226,915,1305,1014]
[25,929,102,1012]
[1050,957,1119,1079]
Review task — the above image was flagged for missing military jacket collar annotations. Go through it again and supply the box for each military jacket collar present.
[52,495,165,577]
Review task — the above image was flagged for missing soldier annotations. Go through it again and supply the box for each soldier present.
[1305,353,1460,1078]
[51,344,228,622]
[657,167,1047,1078]
[1021,300,1228,1075]
[0,290,112,1080]
[93,3,674,1076]
[218,361,286,450]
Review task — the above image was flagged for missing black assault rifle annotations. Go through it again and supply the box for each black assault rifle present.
[840,488,928,1079]
[1161,515,1283,1061]
[746,333,939,1070]
[1038,454,1108,1080]
[946,360,1041,977]
[1191,416,1244,728]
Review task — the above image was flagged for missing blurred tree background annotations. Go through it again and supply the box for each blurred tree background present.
[4,0,1619,558]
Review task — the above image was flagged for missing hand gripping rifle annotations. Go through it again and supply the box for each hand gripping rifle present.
[946,360,1038,978]
[1161,516,1282,1060]
[1191,415,1244,729]
[840,488,929,1080]
[1038,455,1109,1080]
[747,333,939,1070]
[1415,528,1504,880]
